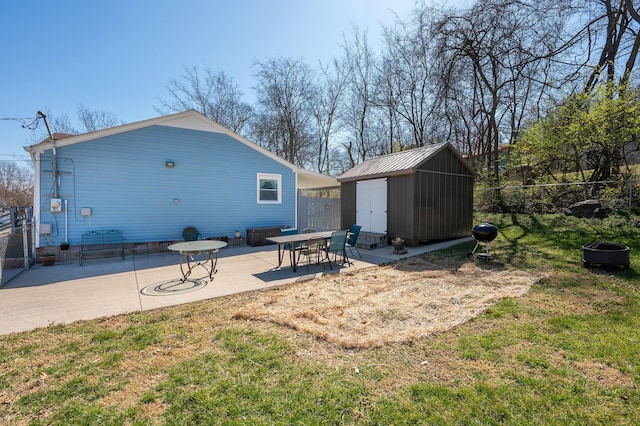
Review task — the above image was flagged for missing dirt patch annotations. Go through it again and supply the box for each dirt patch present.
[574,360,635,388]
[234,257,544,348]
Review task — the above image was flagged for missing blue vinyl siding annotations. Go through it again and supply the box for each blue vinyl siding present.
[38,125,296,245]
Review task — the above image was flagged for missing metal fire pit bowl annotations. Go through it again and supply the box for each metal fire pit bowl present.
[582,241,630,271]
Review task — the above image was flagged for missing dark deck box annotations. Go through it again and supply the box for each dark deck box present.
[246,226,283,247]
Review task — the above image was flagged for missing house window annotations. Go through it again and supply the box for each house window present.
[257,173,282,204]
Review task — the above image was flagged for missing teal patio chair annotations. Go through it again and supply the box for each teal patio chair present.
[346,224,362,260]
[182,226,202,241]
[281,228,301,268]
[326,229,350,269]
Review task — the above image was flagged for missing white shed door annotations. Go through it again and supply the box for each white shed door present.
[356,178,387,233]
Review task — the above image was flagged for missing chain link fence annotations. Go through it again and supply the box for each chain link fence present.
[0,208,34,287]
[475,180,640,214]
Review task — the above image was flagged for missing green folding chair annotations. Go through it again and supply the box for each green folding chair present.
[346,225,362,260]
[182,226,201,241]
[326,230,351,269]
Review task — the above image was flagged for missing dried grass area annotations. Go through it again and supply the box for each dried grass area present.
[234,257,544,348]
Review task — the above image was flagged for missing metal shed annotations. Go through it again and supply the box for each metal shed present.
[337,143,475,246]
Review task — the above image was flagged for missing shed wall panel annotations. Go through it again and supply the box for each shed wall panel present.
[416,169,473,242]
[388,175,415,244]
[340,182,356,229]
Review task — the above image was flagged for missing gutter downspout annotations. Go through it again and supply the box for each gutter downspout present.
[293,169,298,231]
[64,199,68,242]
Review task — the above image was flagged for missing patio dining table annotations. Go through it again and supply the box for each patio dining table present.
[168,240,227,282]
[266,231,333,272]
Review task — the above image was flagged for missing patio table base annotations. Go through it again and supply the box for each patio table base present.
[179,251,219,282]
[168,240,228,282]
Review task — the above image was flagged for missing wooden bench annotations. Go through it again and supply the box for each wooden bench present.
[79,230,125,266]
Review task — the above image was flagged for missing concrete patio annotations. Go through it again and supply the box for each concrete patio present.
[0,238,472,335]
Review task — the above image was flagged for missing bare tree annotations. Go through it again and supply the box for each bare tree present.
[312,60,347,174]
[340,26,382,166]
[157,66,253,135]
[0,161,33,207]
[77,104,122,132]
[251,58,317,167]
[48,112,77,136]
[579,0,640,91]
[374,53,407,154]
[433,0,572,184]
[624,0,640,85]
[28,107,124,143]
[380,8,438,149]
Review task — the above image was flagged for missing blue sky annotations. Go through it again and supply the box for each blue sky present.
[1,0,464,161]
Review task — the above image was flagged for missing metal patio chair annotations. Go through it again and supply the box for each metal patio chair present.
[300,236,329,272]
[290,228,316,265]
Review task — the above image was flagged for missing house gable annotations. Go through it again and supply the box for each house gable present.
[35,124,297,245]
[26,110,336,190]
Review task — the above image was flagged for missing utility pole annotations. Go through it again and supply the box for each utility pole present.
[37,111,58,198]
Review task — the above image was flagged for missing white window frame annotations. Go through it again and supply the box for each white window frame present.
[257,173,282,204]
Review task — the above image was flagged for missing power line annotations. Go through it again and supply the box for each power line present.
[0,116,40,130]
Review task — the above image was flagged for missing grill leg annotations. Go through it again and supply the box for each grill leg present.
[468,241,492,260]
[468,241,481,258]
[477,242,492,260]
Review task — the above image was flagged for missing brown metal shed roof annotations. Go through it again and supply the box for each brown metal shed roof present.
[337,142,473,182]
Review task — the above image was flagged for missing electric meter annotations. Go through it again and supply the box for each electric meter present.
[50,198,62,212]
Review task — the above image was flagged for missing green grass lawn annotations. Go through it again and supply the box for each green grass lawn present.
[1,213,639,425]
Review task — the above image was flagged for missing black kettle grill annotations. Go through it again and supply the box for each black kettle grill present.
[469,222,498,260]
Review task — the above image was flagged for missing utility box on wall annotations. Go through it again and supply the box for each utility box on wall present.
[50,198,62,212]
[39,223,52,235]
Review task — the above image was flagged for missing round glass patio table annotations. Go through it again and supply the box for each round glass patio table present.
[168,240,227,282]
